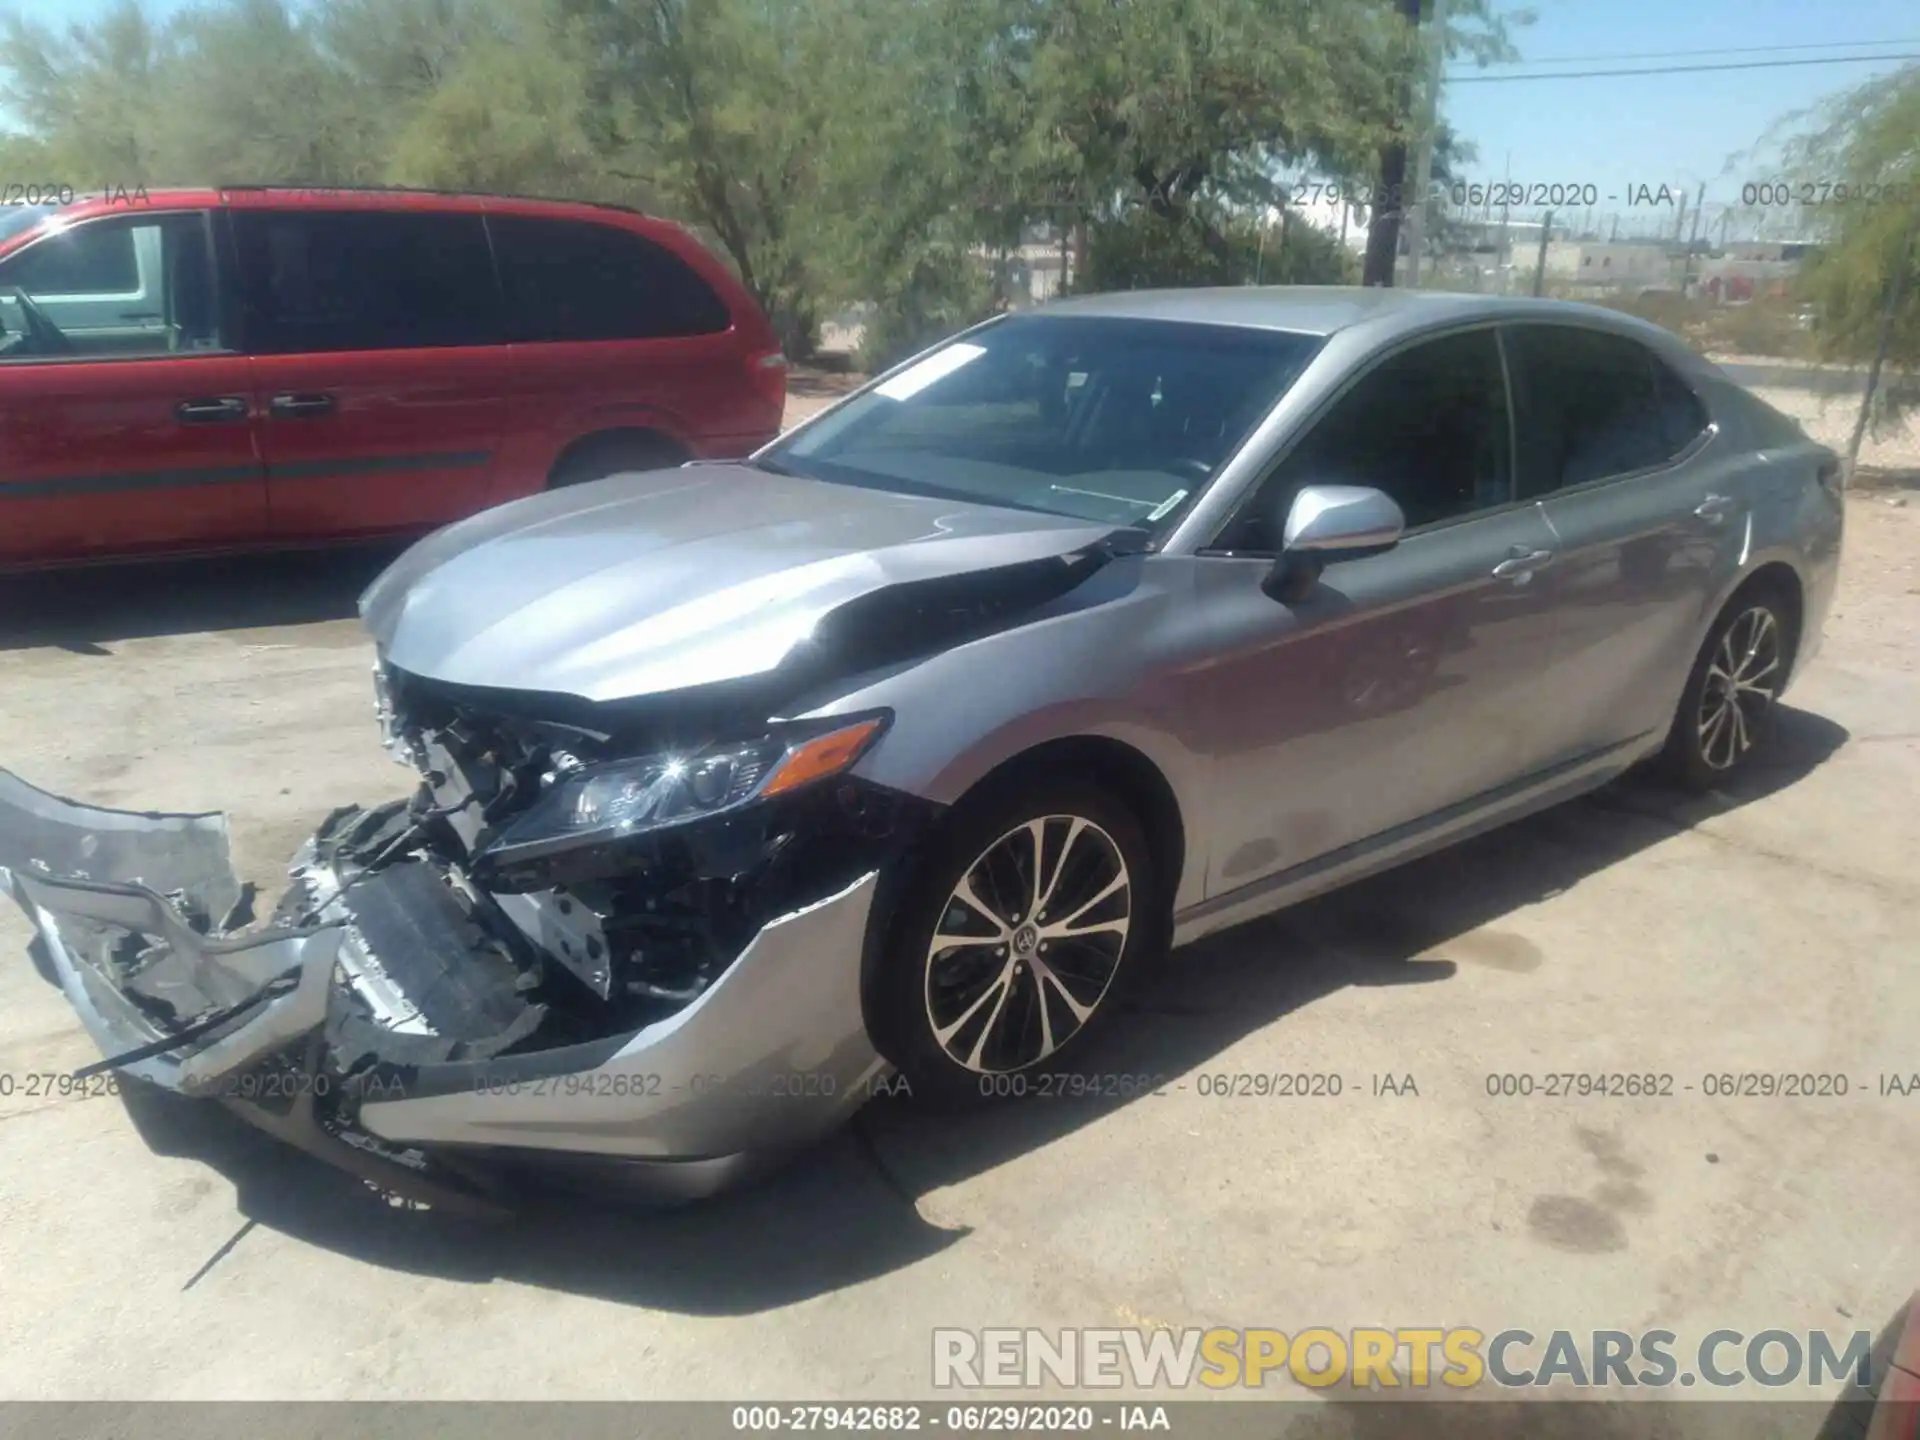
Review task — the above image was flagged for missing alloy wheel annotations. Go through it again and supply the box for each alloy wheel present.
[1697,605,1782,771]
[923,814,1132,1074]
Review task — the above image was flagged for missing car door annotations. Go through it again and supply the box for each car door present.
[0,207,265,564]
[1502,323,1739,765]
[484,212,746,484]
[229,203,507,539]
[1194,326,1566,898]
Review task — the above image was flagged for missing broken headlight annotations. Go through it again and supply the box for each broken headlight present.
[486,714,888,861]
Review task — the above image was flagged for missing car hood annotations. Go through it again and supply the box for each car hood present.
[361,463,1127,703]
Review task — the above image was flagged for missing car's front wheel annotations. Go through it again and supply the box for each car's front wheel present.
[874,781,1156,1107]
[1660,585,1794,789]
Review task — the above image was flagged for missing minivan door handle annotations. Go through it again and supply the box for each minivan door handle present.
[270,392,337,418]
[175,395,250,424]
[1491,547,1554,582]
[1694,493,1736,524]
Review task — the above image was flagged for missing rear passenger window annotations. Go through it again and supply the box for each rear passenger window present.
[233,211,501,354]
[488,216,731,342]
[1506,325,1710,497]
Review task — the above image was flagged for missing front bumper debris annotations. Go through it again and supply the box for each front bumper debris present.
[0,767,891,1210]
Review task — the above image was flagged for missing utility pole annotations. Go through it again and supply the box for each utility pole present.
[1679,183,1705,296]
[1402,0,1450,288]
[1846,204,1920,479]
[1361,0,1427,286]
[1532,211,1554,297]
[1498,152,1511,289]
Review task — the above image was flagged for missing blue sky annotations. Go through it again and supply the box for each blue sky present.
[1441,0,1917,217]
[3,0,1915,224]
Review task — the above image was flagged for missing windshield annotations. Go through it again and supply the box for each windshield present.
[766,314,1323,533]
[0,205,56,247]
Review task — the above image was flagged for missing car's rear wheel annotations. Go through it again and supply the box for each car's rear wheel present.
[874,781,1157,1107]
[1660,586,1793,789]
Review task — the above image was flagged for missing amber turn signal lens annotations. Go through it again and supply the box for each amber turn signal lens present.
[760,718,885,798]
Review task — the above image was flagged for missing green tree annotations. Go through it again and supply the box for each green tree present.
[156,0,379,185]
[1779,63,1920,429]
[559,0,857,354]
[0,0,169,183]
[381,0,613,200]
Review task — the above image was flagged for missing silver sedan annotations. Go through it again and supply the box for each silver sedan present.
[0,288,1844,1208]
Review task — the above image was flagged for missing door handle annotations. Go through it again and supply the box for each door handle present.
[1491,547,1554,580]
[174,395,249,424]
[270,392,337,418]
[1694,493,1736,524]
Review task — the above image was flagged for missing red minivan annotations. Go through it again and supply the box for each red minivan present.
[0,187,788,567]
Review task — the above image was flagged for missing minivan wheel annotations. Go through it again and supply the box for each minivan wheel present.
[874,781,1157,1108]
[1660,587,1791,790]
[548,433,687,488]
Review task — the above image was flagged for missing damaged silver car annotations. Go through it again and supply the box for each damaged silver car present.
[0,290,1844,1208]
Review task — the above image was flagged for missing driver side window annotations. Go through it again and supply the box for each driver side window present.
[1216,328,1513,552]
[0,212,223,363]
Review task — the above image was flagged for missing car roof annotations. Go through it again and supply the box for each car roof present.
[1038,285,1694,351]
[25,185,654,227]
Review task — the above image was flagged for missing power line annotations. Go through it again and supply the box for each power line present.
[1510,37,1920,65]
[1448,53,1920,83]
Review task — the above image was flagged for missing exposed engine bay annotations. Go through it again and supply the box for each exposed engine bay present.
[329,661,937,1066]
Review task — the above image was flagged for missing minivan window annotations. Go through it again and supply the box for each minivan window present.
[0,212,222,363]
[1219,328,1513,551]
[488,215,732,342]
[233,210,501,354]
[1506,325,1710,496]
[1,218,139,293]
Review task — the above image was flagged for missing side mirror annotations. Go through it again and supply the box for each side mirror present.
[1262,484,1405,603]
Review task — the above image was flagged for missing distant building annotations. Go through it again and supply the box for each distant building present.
[1544,241,1674,287]
[1694,238,1817,302]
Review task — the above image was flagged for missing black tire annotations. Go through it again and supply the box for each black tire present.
[548,433,687,489]
[1658,584,1794,790]
[871,778,1160,1108]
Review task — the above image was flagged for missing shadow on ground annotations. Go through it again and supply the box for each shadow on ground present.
[1853,465,1920,495]
[0,545,409,652]
[112,702,1852,1317]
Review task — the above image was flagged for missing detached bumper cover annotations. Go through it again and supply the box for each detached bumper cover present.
[0,768,889,1207]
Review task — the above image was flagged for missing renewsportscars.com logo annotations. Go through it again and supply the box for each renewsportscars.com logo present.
[931,1327,1878,1391]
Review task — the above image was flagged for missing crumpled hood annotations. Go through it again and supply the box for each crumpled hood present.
[361,463,1123,702]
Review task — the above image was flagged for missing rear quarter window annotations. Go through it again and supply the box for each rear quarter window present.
[488,215,732,343]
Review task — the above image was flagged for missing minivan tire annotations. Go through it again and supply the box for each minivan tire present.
[548,433,688,489]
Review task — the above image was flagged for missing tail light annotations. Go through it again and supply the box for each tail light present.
[748,348,788,418]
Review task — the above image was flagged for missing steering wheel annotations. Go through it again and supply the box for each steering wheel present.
[3,287,71,355]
